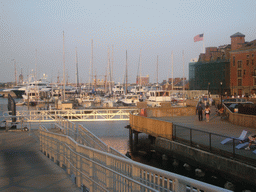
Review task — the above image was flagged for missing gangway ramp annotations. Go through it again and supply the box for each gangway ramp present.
[14,108,139,122]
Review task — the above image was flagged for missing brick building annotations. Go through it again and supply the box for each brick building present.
[136,75,149,86]
[189,32,256,97]
[229,32,256,96]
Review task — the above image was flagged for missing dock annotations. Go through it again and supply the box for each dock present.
[0,129,81,191]
[129,105,256,187]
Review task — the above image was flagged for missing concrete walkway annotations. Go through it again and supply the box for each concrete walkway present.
[0,130,81,192]
[153,106,256,163]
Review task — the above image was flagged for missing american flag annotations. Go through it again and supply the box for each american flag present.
[194,34,204,42]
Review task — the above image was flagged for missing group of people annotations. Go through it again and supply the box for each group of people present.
[196,103,211,122]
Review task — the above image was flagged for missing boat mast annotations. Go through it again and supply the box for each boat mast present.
[172,51,174,91]
[108,47,111,93]
[182,50,185,104]
[125,50,128,95]
[63,31,66,101]
[157,55,159,85]
[91,39,94,90]
[13,59,17,86]
[111,45,114,94]
[139,50,142,87]
[75,47,79,92]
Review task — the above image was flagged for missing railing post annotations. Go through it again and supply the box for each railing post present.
[190,129,192,146]
[233,138,236,157]
[106,155,113,191]
[76,144,81,188]
[209,133,212,151]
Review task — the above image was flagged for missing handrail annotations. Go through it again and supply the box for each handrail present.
[172,123,256,166]
[39,124,231,192]
[54,115,128,159]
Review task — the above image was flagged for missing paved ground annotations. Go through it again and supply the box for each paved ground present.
[153,105,256,162]
[0,129,81,192]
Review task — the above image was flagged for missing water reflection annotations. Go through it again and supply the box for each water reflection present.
[78,121,130,154]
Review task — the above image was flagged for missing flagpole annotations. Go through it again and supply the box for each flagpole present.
[203,33,205,53]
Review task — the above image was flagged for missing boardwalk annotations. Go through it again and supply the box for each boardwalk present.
[153,106,256,162]
[0,129,80,192]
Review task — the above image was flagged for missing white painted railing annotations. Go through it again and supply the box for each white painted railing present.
[53,116,128,159]
[15,108,139,122]
[40,123,231,192]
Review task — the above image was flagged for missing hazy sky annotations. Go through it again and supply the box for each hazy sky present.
[1,0,256,84]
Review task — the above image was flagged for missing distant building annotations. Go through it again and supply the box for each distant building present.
[189,36,232,94]
[189,32,256,96]
[229,32,256,96]
[136,75,149,86]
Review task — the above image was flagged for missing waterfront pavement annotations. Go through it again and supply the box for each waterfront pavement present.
[0,129,81,192]
[154,105,256,162]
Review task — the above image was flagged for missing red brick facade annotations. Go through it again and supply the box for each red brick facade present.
[229,33,256,96]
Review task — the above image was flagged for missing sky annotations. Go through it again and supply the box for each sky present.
[1,0,256,84]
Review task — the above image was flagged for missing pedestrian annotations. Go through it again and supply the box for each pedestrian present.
[196,103,203,121]
[204,105,211,122]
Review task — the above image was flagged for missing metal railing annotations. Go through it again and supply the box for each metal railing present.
[39,124,230,192]
[173,123,256,166]
[15,108,139,122]
[54,116,128,159]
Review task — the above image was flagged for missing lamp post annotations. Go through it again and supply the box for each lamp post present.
[220,82,223,106]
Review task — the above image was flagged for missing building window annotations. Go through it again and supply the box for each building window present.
[252,54,254,58]
[254,78,256,86]
[244,70,246,75]
[233,56,235,66]
[247,55,250,59]
[238,70,242,77]
[238,79,242,86]
[247,60,249,66]
[252,59,254,65]
[238,61,242,68]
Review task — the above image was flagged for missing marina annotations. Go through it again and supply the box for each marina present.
[1,1,256,191]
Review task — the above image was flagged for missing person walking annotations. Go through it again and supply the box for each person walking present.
[205,105,211,122]
[196,103,203,121]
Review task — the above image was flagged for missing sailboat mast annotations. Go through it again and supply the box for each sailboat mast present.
[182,50,185,104]
[139,50,142,86]
[157,55,159,85]
[91,39,94,89]
[172,51,174,90]
[125,50,128,95]
[111,45,114,94]
[63,31,66,101]
[35,49,37,83]
[75,47,79,89]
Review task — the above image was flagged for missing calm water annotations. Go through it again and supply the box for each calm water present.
[78,121,130,154]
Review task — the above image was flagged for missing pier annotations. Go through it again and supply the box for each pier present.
[128,105,256,188]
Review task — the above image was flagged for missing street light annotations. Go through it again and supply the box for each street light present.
[220,82,223,106]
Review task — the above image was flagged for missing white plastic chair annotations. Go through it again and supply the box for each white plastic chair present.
[221,130,248,145]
